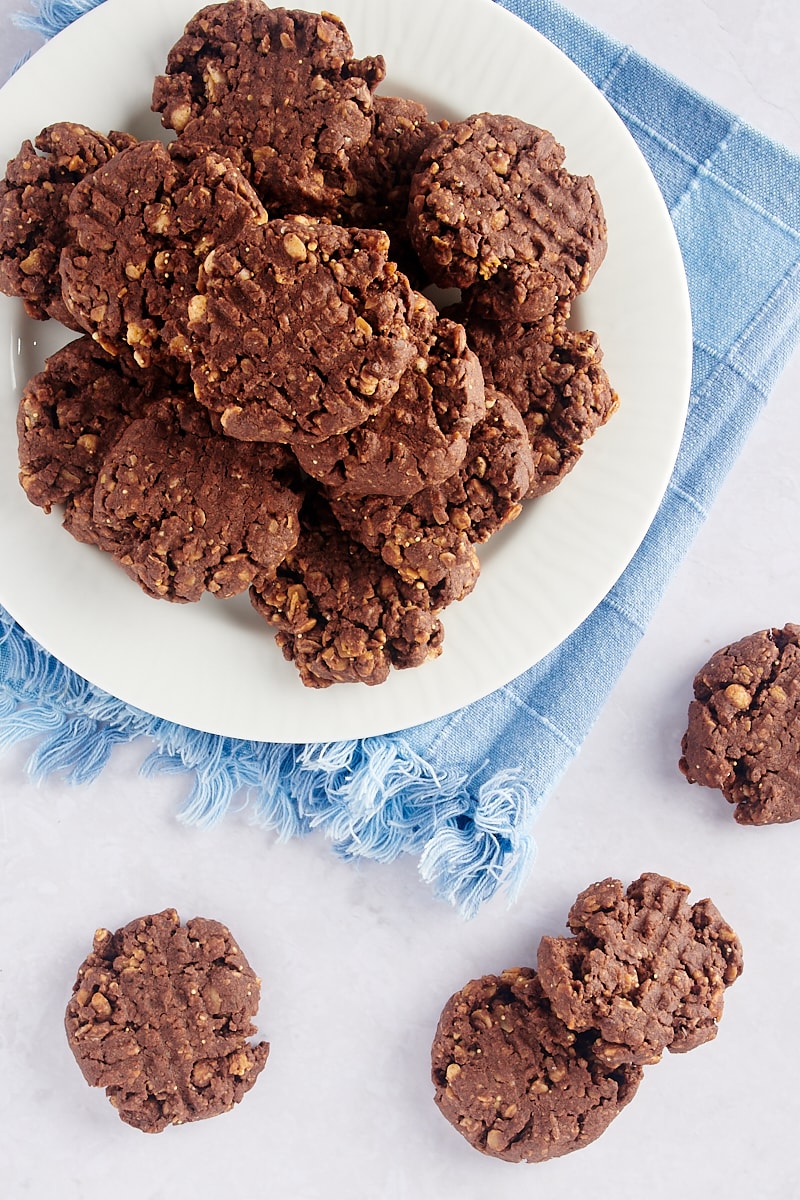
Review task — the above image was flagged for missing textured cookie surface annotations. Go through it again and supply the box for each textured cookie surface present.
[294,318,486,497]
[250,495,444,687]
[679,623,800,823]
[186,216,431,443]
[537,874,743,1067]
[152,0,384,215]
[91,407,303,602]
[465,310,618,497]
[431,968,642,1163]
[64,908,269,1133]
[17,335,169,513]
[330,386,533,606]
[0,122,135,326]
[60,139,267,367]
[408,113,606,319]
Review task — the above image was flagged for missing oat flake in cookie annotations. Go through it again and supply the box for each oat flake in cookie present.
[680,623,800,824]
[431,968,643,1163]
[152,0,384,216]
[64,909,269,1133]
[537,873,743,1067]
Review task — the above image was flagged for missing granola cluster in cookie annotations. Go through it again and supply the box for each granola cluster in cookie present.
[1,0,619,687]
[432,873,742,1162]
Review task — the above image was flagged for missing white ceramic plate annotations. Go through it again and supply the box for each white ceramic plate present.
[0,0,691,742]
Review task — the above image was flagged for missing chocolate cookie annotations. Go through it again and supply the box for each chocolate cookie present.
[407,113,606,320]
[464,310,619,497]
[60,139,267,367]
[91,406,303,602]
[64,908,269,1133]
[250,494,444,687]
[431,968,643,1163]
[342,95,445,251]
[537,874,744,1067]
[293,318,486,497]
[0,122,135,326]
[329,386,533,605]
[186,215,433,443]
[17,335,167,513]
[679,624,800,824]
[152,0,384,216]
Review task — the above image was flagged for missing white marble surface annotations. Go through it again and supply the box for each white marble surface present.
[2,1,800,1197]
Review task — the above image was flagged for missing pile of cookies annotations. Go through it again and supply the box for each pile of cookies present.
[0,0,618,688]
[431,872,743,1162]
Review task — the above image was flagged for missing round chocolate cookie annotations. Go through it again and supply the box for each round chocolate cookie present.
[536,874,744,1067]
[329,386,534,606]
[407,113,607,320]
[293,318,486,498]
[60,139,267,367]
[64,908,269,1133]
[679,623,800,824]
[186,215,434,443]
[0,122,135,326]
[152,0,384,216]
[464,310,618,497]
[250,495,444,687]
[17,335,169,514]
[431,967,643,1163]
[91,406,303,602]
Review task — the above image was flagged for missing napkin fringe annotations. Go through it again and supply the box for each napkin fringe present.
[12,0,100,37]
[1,604,534,915]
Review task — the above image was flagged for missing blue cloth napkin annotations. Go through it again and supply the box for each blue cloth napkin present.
[3,0,800,914]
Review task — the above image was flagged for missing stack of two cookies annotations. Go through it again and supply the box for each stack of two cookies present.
[432,872,743,1162]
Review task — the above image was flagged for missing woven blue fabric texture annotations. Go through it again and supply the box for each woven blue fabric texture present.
[3,0,800,913]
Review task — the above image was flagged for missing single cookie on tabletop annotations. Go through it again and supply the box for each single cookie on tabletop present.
[0,121,136,326]
[464,309,619,497]
[407,112,606,320]
[679,623,800,824]
[60,139,268,367]
[64,908,269,1133]
[152,0,384,215]
[536,873,743,1067]
[250,493,445,687]
[185,215,434,443]
[431,968,643,1163]
[90,405,304,602]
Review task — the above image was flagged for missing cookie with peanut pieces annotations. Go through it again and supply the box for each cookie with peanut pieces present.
[185,215,435,444]
[536,873,744,1068]
[64,908,269,1133]
[60,139,267,367]
[679,623,800,824]
[431,967,643,1163]
[407,112,606,320]
[464,309,619,497]
[90,403,303,602]
[152,0,384,216]
[250,493,445,687]
[0,121,135,327]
